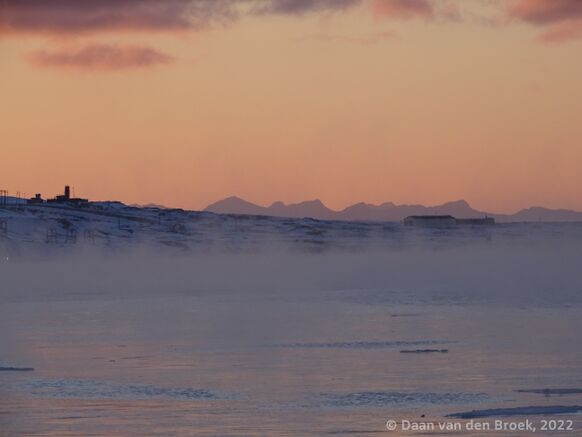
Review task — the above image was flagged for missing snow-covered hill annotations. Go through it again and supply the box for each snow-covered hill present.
[1,202,581,258]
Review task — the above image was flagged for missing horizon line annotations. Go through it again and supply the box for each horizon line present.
[2,188,582,216]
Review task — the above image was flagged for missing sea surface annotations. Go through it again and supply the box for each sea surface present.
[1,224,582,436]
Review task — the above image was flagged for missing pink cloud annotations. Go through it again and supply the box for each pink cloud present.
[538,21,582,44]
[0,0,361,36]
[508,0,582,25]
[508,0,582,44]
[0,0,234,35]
[256,0,360,15]
[371,0,433,20]
[2,0,365,73]
[29,44,175,70]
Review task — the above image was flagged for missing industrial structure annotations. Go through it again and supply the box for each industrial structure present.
[28,194,44,204]
[29,186,89,206]
[404,215,457,226]
[0,189,7,207]
[404,215,494,226]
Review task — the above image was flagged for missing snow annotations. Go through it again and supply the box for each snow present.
[2,202,582,258]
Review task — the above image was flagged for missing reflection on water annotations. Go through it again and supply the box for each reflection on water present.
[2,235,582,435]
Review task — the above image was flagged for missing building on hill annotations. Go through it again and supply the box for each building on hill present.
[404,215,457,227]
[28,194,44,204]
[46,186,89,206]
[404,215,495,226]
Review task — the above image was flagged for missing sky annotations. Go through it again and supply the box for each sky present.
[1,0,581,213]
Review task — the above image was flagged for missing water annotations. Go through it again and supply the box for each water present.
[1,227,582,435]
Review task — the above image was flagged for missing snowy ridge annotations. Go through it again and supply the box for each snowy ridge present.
[1,202,582,257]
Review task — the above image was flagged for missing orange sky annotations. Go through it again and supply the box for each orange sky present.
[1,0,581,213]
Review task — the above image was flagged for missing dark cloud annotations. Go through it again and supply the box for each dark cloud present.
[2,0,364,73]
[0,0,236,35]
[254,0,360,15]
[507,0,582,43]
[508,0,582,25]
[29,44,175,70]
[0,0,361,35]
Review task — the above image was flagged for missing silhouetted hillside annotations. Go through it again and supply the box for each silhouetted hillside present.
[205,197,582,222]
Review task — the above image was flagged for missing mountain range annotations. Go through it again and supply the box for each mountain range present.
[205,196,582,223]
[3,194,581,223]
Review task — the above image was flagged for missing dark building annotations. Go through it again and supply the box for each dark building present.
[52,185,71,202]
[404,215,495,226]
[28,193,44,204]
[404,215,457,227]
[47,186,89,206]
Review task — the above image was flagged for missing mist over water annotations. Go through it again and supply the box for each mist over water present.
[3,225,581,305]
[1,224,582,435]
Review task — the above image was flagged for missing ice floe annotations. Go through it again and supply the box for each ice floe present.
[447,405,582,419]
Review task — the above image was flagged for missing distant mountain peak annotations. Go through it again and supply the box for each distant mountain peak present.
[379,201,396,207]
[442,199,470,207]
[343,202,370,209]
[295,199,325,207]
[221,195,247,203]
[205,196,265,215]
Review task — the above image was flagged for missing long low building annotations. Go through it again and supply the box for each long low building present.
[404,215,456,226]
[404,215,494,226]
